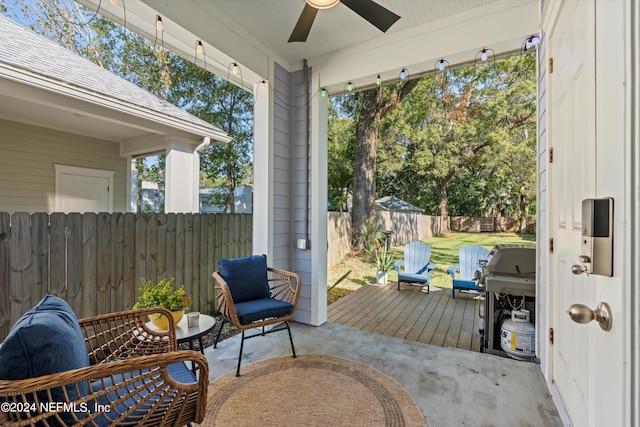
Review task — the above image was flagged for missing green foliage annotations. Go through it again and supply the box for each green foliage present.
[133,277,192,311]
[356,220,384,254]
[374,245,394,272]
[328,98,355,210]
[376,54,537,223]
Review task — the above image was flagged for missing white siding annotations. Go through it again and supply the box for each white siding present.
[0,118,127,213]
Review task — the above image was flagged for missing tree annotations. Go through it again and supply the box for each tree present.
[377,55,536,232]
[191,70,253,213]
[327,97,355,211]
[351,80,418,244]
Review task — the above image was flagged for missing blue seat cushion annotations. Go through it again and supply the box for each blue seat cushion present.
[91,362,196,427]
[218,255,270,303]
[234,298,293,325]
[453,279,483,291]
[0,294,90,425]
[398,272,431,284]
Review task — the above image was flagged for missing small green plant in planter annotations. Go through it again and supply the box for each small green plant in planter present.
[374,245,394,284]
[133,277,192,329]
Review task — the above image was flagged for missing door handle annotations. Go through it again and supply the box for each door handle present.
[566,302,612,331]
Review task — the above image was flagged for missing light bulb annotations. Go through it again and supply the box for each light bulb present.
[110,0,118,5]
[347,82,353,92]
[261,80,268,89]
[524,36,540,50]
[306,0,340,9]
[320,88,327,98]
[156,16,163,32]
[196,41,204,54]
[531,35,541,46]
[232,63,239,74]
[400,69,407,80]
[439,60,445,71]
[481,49,488,62]
[376,75,381,86]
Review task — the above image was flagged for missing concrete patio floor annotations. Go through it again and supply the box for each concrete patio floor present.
[204,321,563,427]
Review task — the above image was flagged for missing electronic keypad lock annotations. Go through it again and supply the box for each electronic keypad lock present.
[572,198,613,276]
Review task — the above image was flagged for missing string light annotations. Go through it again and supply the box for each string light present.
[156,15,163,32]
[261,80,268,89]
[345,81,355,92]
[232,62,239,74]
[194,40,206,67]
[110,0,118,5]
[436,58,449,72]
[523,34,541,51]
[474,47,495,65]
[399,68,408,80]
[376,75,381,86]
[320,88,327,97]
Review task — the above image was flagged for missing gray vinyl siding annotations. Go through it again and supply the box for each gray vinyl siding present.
[0,118,127,213]
[536,34,548,367]
[273,63,293,271]
[273,62,313,323]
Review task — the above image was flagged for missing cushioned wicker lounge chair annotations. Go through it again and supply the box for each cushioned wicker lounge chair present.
[212,254,301,376]
[0,295,208,427]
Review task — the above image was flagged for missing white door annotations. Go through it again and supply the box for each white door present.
[547,1,626,425]
[55,165,113,213]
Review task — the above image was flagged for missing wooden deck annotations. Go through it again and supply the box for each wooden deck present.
[328,282,483,352]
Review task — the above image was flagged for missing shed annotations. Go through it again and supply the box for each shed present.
[375,196,424,213]
[374,196,423,246]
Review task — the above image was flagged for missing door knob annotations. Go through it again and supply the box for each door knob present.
[567,302,612,331]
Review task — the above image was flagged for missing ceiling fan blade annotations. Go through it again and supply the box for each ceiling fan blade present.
[340,0,401,33]
[288,3,319,42]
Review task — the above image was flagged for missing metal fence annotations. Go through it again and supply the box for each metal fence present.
[0,212,252,341]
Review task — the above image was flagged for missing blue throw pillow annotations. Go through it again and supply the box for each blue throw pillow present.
[0,294,90,424]
[218,255,270,303]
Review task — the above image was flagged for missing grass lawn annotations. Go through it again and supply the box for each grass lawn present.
[327,232,535,304]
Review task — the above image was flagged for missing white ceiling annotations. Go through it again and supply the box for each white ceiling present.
[207,0,502,66]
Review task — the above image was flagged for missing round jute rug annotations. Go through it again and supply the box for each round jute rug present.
[202,354,426,427]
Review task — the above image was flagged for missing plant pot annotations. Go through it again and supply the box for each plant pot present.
[149,310,184,330]
[376,270,388,285]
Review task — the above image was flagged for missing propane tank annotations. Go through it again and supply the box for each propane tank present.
[500,309,535,360]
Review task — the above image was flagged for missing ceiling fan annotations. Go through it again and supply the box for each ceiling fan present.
[288,0,401,43]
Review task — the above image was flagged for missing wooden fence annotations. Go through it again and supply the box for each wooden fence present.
[450,216,495,232]
[327,212,352,268]
[0,212,252,341]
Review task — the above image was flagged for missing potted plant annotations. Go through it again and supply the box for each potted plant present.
[133,277,192,329]
[374,245,394,284]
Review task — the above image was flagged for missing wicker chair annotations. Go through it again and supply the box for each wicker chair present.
[0,300,208,427]
[212,255,301,376]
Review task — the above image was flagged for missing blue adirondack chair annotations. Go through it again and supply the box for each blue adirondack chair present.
[447,244,490,298]
[393,241,435,293]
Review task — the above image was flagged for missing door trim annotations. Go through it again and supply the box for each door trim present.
[54,164,114,212]
[629,0,640,425]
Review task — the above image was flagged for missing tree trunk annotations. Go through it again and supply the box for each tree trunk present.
[351,107,378,243]
[436,182,450,233]
[135,159,143,213]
